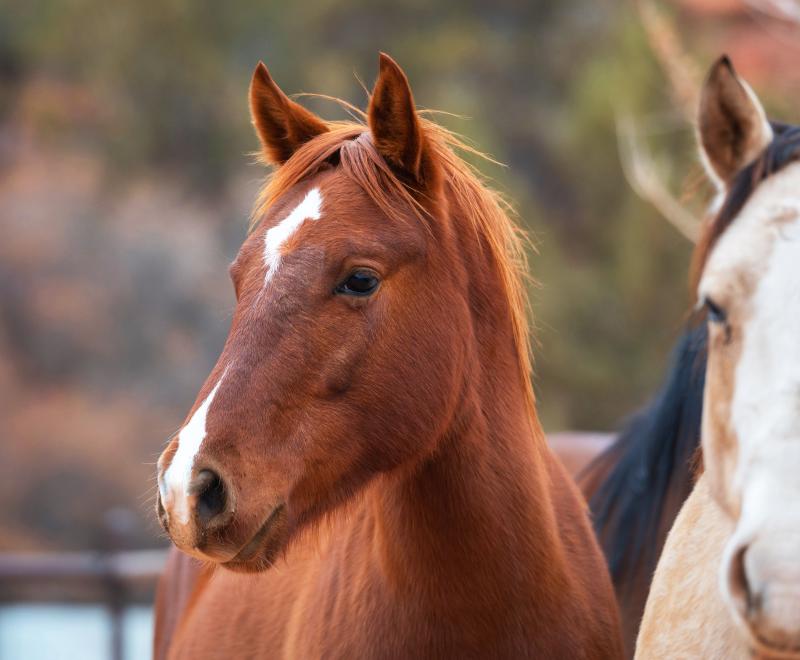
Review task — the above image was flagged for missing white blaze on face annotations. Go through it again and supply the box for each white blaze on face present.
[263,187,323,284]
[727,190,800,535]
[162,371,227,524]
[699,163,800,624]
[700,165,800,501]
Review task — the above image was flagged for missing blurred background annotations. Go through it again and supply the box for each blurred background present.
[1,0,798,657]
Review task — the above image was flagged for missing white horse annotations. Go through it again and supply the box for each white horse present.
[637,56,800,659]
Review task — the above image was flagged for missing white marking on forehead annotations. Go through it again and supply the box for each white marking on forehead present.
[719,220,800,596]
[699,162,800,299]
[162,370,227,524]
[263,187,323,284]
[700,164,800,601]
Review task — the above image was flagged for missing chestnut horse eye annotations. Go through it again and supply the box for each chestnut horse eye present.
[704,297,727,324]
[336,269,380,296]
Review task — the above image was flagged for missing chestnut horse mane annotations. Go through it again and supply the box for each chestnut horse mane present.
[690,121,800,290]
[250,109,536,415]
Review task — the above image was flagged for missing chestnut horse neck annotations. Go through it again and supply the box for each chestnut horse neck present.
[254,121,566,596]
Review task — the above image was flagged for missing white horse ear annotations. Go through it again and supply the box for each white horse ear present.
[698,56,773,189]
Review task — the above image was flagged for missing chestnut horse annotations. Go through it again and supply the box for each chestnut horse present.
[638,57,800,659]
[153,54,623,658]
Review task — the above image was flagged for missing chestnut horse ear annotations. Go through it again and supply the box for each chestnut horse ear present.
[368,53,432,184]
[249,62,328,165]
[698,55,773,188]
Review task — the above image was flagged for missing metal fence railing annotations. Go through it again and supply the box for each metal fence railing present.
[0,433,612,659]
[0,549,167,660]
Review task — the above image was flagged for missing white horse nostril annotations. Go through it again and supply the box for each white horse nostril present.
[747,587,800,652]
[721,541,751,620]
[725,537,800,653]
[732,546,750,603]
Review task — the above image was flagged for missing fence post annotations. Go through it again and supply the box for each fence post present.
[102,507,139,660]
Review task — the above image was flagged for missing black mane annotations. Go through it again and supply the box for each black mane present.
[584,321,706,592]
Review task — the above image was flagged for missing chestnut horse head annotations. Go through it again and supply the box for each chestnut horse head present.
[694,56,800,656]
[155,54,531,572]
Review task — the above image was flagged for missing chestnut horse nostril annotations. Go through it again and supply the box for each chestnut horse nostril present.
[191,469,228,524]
[156,492,168,526]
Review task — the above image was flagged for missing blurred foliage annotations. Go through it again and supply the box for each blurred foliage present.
[0,0,729,550]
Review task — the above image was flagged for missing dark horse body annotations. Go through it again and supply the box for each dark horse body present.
[578,323,706,656]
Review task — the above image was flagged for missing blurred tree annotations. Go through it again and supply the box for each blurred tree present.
[3,0,793,549]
